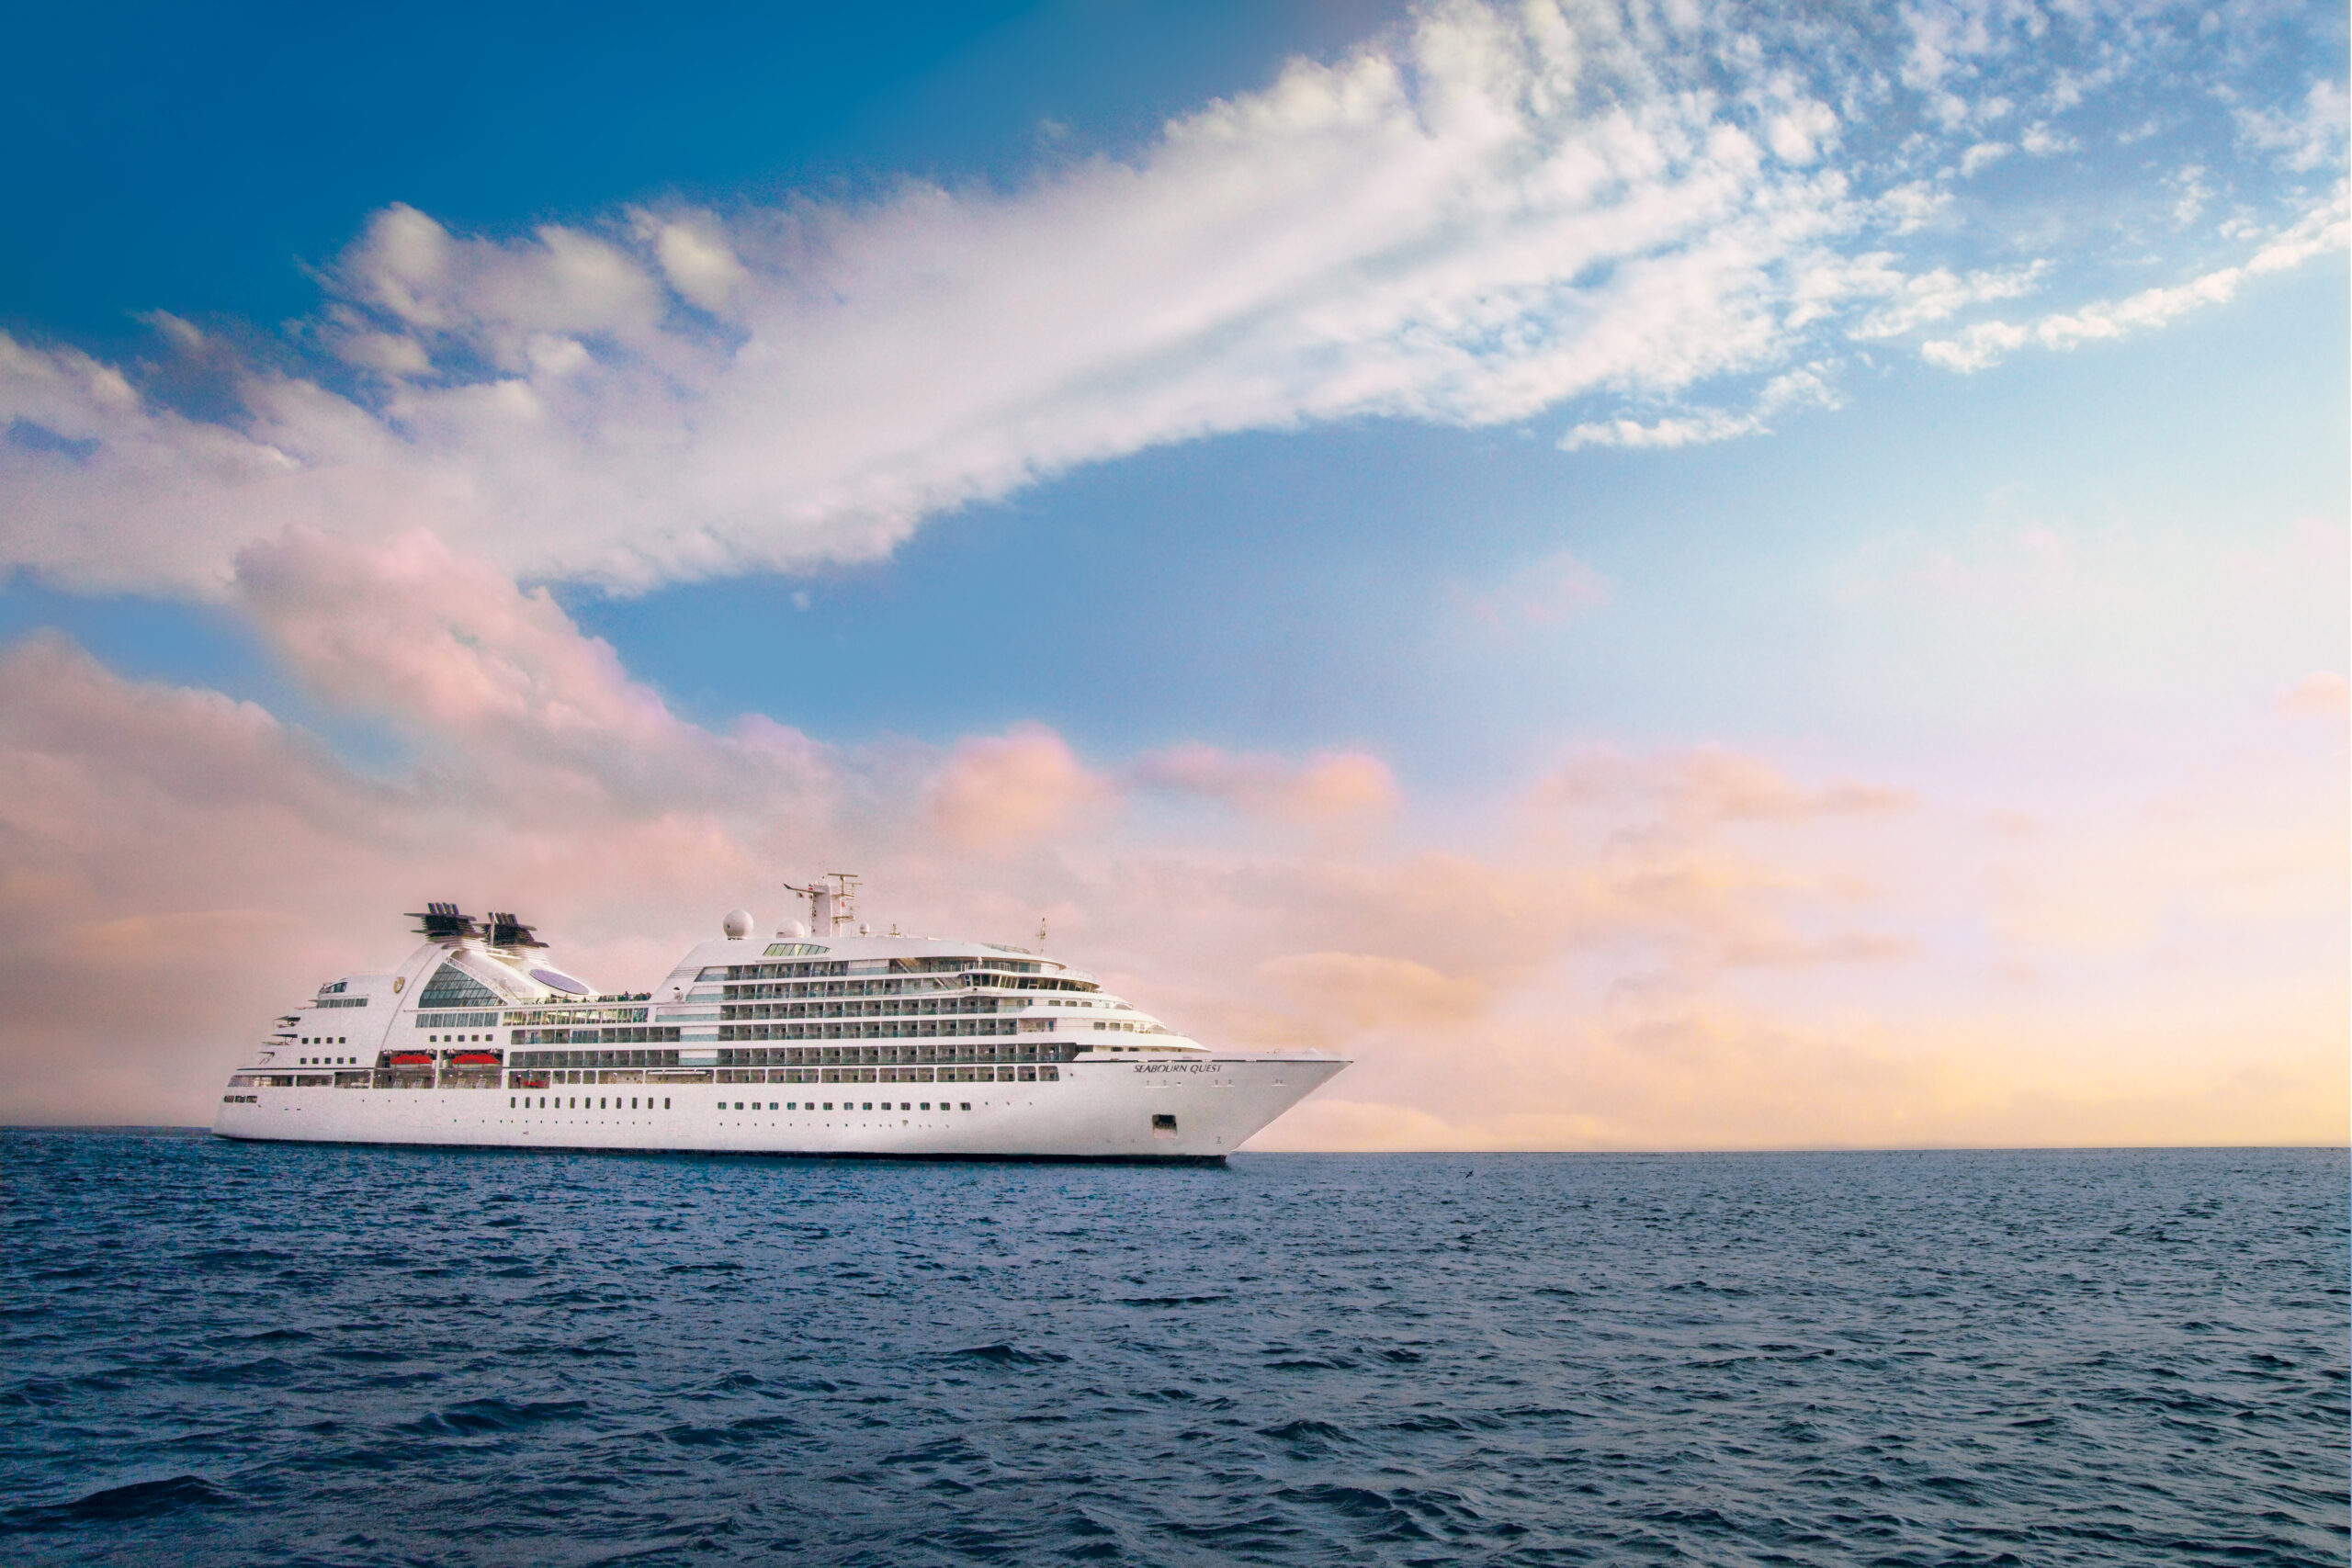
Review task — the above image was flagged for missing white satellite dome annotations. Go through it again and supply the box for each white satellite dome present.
[776,918,810,938]
[721,908,754,940]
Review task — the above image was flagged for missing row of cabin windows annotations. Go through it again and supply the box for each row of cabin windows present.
[518,1062,1061,1083]
[239,1063,1058,1091]
[718,974,1080,998]
[526,1065,1057,1085]
[512,1027,684,1046]
[709,957,1045,981]
[710,1037,1080,1062]
[721,986,1019,1008]
[718,1017,1019,1038]
[716,999,1115,1022]
[719,1020,1156,1043]
[508,1095,978,1112]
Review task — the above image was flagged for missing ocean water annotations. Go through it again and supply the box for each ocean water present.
[1,1133,2343,1567]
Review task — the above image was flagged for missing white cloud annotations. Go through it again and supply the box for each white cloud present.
[0,0,2343,595]
[638,212,752,313]
[2235,78,2349,173]
[2019,122,2074,155]
[1847,259,2047,340]
[1922,183,2349,371]
[1958,140,2014,176]
[2169,164,2212,225]
[1560,361,1840,449]
[1562,406,1769,449]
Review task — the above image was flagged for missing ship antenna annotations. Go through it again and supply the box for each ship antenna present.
[1037,913,1047,953]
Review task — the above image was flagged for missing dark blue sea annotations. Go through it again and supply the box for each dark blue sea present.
[2,1133,2344,1567]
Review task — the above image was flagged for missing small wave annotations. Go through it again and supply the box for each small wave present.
[1261,1417,1353,1450]
[1386,1411,1500,1434]
[1272,1483,1438,1540]
[406,1396,584,1436]
[181,1248,294,1270]
[1117,1293,1232,1306]
[27,1474,231,1524]
[944,1344,1069,1365]
[1161,1509,1301,1545]
[664,1414,797,1448]
[182,1355,295,1387]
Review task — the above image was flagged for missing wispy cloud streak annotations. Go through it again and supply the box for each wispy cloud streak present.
[0,0,2341,592]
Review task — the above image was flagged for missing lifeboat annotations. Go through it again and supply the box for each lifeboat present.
[387,1052,433,1066]
[448,1051,502,1066]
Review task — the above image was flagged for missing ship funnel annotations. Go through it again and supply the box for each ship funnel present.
[408,902,480,943]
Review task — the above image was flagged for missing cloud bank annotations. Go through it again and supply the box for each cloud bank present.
[1,0,2342,594]
[0,532,2340,1145]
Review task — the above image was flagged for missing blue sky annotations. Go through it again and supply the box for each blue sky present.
[1,2,1395,350]
[0,0,2344,1142]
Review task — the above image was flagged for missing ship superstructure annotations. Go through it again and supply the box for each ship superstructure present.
[211,880,1345,1160]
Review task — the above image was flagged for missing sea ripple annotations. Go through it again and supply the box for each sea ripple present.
[1,1132,2342,1566]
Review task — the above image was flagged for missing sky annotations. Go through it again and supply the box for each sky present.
[0,0,2344,1146]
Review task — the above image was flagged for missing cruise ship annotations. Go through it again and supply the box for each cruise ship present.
[211,877,1346,1160]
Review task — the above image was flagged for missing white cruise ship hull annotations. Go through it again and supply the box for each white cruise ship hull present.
[212,1053,1344,1160]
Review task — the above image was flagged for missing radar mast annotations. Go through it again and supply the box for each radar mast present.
[783,873,862,939]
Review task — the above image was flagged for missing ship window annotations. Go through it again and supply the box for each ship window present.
[419,962,503,1010]
[960,1102,971,1111]
[920,1101,931,1110]
[663,1098,671,1109]
[823,1102,833,1110]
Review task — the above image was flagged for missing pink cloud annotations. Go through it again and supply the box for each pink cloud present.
[0,530,2339,1149]
[929,723,1111,852]
[236,526,670,742]
[1530,745,1914,826]
[2278,671,2349,720]
[1132,743,1398,822]
[1257,952,1488,1031]
[1455,548,1610,629]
